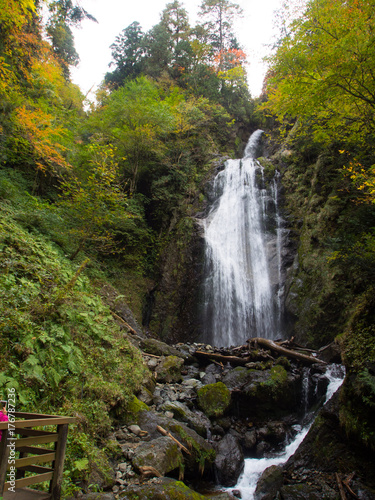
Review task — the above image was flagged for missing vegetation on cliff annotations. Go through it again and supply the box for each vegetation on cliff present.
[263,0,375,451]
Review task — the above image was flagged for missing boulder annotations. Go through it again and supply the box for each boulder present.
[214,433,244,487]
[280,483,337,499]
[197,382,231,418]
[140,338,185,358]
[137,411,215,477]
[131,436,183,476]
[119,477,207,499]
[225,367,301,418]
[254,465,283,500]
[155,356,184,383]
[160,400,211,437]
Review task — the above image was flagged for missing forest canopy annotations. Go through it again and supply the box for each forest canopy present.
[264,0,375,203]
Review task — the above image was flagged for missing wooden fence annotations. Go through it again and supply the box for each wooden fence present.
[0,412,76,500]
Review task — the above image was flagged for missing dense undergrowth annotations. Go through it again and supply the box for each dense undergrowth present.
[0,168,149,494]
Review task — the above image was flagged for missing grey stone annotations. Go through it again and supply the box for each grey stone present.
[214,434,244,487]
[131,436,183,476]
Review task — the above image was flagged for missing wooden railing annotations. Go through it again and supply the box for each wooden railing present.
[0,412,76,500]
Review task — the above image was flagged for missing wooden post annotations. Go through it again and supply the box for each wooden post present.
[0,428,10,495]
[49,424,69,500]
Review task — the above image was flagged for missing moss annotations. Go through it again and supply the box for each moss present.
[124,396,150,424]
[197,381,231,418]
[167,423,216,474]
[275,356,291,370]
[156,355,184,383]
[339,373,375,451]
[120,478,207,499]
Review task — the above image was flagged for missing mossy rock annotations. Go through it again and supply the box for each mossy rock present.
[197,381,231,418]
[131,436,183,476]
[156,355,184,383]
[160,401,211,437]
[137,411,215,477]
[120,477,207,499]
[140,338,184,358]
[167,421,216,476]
[124,396,149,424]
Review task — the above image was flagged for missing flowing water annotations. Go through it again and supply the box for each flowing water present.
[201,131,346,499]
[231,365,346,499]
[202,130,285,347]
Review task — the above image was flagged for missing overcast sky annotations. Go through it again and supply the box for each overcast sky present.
[71,0,285,98]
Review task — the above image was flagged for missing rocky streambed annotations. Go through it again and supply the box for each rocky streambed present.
[70,336,375,500]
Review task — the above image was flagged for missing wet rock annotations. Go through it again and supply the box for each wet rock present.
[244,429,257,450]
[119,477,207,499]
[140,338,184,358]
[214,433,244,487]
[254,465,283,500]
[155,355,184,383]
[257,422,287,448]
[279,483,336,499]
[197,382,231,418]
[131,436,183,476]
[160,400,211,436]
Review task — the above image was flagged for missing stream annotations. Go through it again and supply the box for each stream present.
[230,364,346,499]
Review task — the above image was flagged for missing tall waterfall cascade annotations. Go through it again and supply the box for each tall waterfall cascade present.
[202,130,287,347]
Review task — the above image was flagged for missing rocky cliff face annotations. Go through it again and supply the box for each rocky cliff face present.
[145,213,206,344]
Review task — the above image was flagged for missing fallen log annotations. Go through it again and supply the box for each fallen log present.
[156,425,191,455]
[139,466,162,478]
[195,351,250,366]
[343,473,358,499]
[336,473,348,500]
[249,337,327,366]
[110,311,138,335]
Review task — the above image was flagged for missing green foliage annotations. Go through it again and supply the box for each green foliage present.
[198,0,243,53]
[264,0,375,148]
[0,179,148,490]
[46,0,97,78]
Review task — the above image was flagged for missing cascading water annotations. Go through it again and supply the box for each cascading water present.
[202,130,285,347]
[232,364,346,500]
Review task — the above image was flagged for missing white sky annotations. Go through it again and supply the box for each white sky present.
[71,0,285,98]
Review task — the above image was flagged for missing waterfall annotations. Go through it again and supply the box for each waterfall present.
[202,130,284,347]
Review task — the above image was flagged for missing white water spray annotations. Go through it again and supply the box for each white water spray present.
[232,365,346,500]
[202,130,284,347]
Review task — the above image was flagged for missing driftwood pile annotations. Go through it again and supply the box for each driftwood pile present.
[195,337,328,367]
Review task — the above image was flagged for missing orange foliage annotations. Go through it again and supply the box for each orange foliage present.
[213,48,247,72]
[15,106,71,174]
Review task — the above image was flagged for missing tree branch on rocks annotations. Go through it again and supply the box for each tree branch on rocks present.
[156,425,191,455]
[248,337,327,366]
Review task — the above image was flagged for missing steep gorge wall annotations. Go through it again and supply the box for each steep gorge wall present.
[266,126,375,452]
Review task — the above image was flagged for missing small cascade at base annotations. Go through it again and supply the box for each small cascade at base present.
[231,364,346,500]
